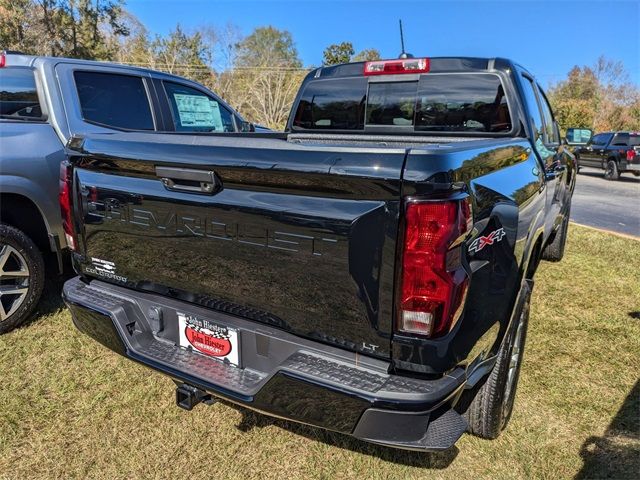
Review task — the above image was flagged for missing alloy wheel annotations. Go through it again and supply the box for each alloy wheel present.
[0,244,31,322]
[606,163,614,178]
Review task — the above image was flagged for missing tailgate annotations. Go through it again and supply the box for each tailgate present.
[70,134,406,358]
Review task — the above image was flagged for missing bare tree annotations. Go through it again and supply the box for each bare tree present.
[241,69,306,129]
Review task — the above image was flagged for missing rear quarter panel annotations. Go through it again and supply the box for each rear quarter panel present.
[0,121,66,242]
[393,139,546,373]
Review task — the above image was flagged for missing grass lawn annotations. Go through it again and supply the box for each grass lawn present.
[1,224,638,479]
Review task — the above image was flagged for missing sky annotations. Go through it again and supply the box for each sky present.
[126,0,640,86]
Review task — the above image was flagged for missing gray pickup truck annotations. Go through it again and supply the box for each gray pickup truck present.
[0,50,255,333]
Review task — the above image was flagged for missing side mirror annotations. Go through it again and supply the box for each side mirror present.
[565,127,592,146]
[239,120,256,133]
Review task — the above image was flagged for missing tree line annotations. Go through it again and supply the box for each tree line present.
[547,56,640,134]
[1,0,638,131]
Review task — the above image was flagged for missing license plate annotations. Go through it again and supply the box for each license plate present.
[178,313,240,366]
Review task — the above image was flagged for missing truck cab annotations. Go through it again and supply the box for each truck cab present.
[0,51,254,333]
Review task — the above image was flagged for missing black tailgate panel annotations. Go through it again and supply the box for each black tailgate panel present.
[72,136,406,358]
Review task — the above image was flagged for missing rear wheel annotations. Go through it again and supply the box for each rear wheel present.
[604,159,620,180]
[0,224,45,334]
[462,286,531,439]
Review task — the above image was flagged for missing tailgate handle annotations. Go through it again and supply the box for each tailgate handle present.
[155,167,218,194]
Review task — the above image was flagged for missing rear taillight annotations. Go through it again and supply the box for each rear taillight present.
[59,161,75,250]
[397,200,470,337]
[364,57,430,76]
[0,51,6,68]
[626,150,635,161]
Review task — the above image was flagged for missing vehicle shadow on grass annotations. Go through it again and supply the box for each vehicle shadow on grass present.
[20,266,74,330]
[224,401,458,468]
[575,379,640,479]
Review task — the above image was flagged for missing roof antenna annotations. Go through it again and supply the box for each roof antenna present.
[398,20,413,59]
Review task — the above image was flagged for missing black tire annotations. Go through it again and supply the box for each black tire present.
[542,203,571,262]
[604,159,620,180]
[0,224,45,334]
[462,286,531,439]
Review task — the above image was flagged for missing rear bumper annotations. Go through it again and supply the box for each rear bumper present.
[63,276,467,451]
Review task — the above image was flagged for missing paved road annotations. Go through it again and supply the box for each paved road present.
[570,167,640,237]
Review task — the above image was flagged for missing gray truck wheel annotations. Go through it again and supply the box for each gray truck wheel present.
[542,203,571,262]
[462,288,531,439]
[604,159,620,180]
[0,224,45,334]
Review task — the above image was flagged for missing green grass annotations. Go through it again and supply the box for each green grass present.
[1,225,638,479]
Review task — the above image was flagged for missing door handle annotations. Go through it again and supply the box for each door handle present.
[155,166,219,194]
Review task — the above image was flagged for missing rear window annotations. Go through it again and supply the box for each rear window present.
[0,68,44,120]
[366,82,417,126]
[416,74,510,132]
[292,77,366,130]
[291,73,511,133]
[630,135,640,146]
[74,71,154,130]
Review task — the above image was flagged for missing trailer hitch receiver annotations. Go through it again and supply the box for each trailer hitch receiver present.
[176,383,216,410]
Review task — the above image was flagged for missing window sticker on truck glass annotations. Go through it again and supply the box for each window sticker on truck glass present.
[173,94,223,130]
[178,313,240,366]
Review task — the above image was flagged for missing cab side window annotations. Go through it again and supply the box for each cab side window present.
[0,68,44,120]
[520,75,556,165]
[520,75,545,143]
[163,81,235,132]
[590,133,611,146]
[611,133,629,146]
[74,71,154,130]
[536,84,559,144]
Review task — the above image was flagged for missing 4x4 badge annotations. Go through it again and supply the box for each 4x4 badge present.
[468,228,506,253]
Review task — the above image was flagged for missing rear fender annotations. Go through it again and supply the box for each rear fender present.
[0,181,61,250]
[392,141,542,375]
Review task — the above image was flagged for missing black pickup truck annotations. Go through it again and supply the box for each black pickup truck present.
[62,57,576,452]
[573,130,640,180]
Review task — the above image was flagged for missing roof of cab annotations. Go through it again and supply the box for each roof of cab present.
[312,57,518,79]
[2,51,166,77]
